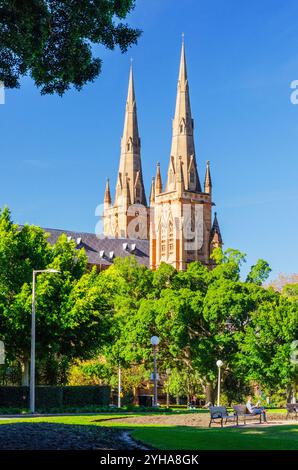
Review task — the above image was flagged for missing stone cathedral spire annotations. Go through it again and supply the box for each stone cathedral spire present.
[150,36,218,270]
[102,39,222,267]
[166,37,201,193]
[204,160,212,195]
[103,63,148,239]
[115,63,147,207]
[104,178,111,207]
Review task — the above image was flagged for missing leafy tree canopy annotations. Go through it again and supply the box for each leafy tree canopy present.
[246,259,272,286]
[282,283,298,298]
[0,207,109,385]
[1,206,297,404]
[0,0,141,95]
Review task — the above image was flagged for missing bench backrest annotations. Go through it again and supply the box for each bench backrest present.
[209,406,228,418]
[286,403,297,412]
[233,405,248,415]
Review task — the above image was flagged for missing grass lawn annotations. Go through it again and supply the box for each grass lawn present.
[131,425,298,450]
[0,414,297,450]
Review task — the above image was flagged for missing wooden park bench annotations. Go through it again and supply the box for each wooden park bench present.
[232,405,262,425]
[286,403,298,420]
[209,406,237,428]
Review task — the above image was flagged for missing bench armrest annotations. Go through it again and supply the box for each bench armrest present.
[211,412,223,419]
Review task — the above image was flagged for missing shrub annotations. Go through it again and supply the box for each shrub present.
[0,385,110,410]
[36,386,63,409]
[0,387,28,407]
[62,385,110,407]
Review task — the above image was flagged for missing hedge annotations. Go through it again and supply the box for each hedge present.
[0,386,28,407]
[0,385,110,409]
[62,386,110,407]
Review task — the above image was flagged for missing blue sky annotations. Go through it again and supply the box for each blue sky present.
[0,0,298,279]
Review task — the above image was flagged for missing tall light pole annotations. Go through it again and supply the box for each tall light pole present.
[216,360,223,406]
[150,336,160,407]
[166,368,171,408]
[118,358,122,408]
[30,269,60,414]
[0,341,5,365]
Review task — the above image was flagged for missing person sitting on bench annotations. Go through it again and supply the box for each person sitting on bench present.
[246,395,267,423]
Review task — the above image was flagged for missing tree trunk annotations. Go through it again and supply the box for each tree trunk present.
[287,383,297,403]
[21,359,29,386]
[166,390,170,408]
[133,387,138,405]
[204,382,215,405]
[287,384,292,403]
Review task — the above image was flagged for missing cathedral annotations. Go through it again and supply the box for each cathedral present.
[102,39,222,271]
[47,40,222,271]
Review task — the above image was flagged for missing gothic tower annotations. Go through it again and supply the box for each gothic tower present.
[103,63,148,239]
[150,38,222,270]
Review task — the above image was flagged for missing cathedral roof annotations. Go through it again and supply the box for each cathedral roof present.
[44,227,150,268]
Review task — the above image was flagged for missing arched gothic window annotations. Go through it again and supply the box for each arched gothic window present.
[160,219,167,256]
[191,205,195,233]
[168,220,174,254]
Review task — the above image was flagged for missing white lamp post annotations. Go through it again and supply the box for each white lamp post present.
[150,336,160,407]
[117,355,122,409]
[30,269,60,414]
[216,360,223,406]
[166,368,171,408]
[0,341,5,365]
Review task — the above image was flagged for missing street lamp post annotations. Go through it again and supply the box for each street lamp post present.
[166,368,171,408]
[117,358,122,408]
[30,269,60,414]
[150,336,160,407]
[216,360,223,406]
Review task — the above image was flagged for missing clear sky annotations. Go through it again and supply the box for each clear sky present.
[1,0,297,280]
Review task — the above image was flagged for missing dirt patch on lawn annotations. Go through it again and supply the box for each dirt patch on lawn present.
[99,413,211,427]
[99,412,294,428]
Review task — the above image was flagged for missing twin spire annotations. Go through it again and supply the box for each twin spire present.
[165,38,201,193]
[120,63,139,160]
[106,62,147,209]
[104,37,214,208]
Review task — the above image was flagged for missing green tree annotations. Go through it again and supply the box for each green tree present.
[209,247,247,282]
[0,233,96,384]
[101,253,275,404]
[0,0,141,95]
[282,283,298,298]
[246,259,272,285]
[238,295,298,402]
[165,368,203,404]
[0,208,111,385]
[0,207,51,297]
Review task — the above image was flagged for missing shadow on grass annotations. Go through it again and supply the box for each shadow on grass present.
[0,421,132,450]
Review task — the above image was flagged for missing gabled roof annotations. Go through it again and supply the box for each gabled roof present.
[44,227,149,268]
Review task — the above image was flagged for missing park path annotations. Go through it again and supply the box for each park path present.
[101,412,296,428]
